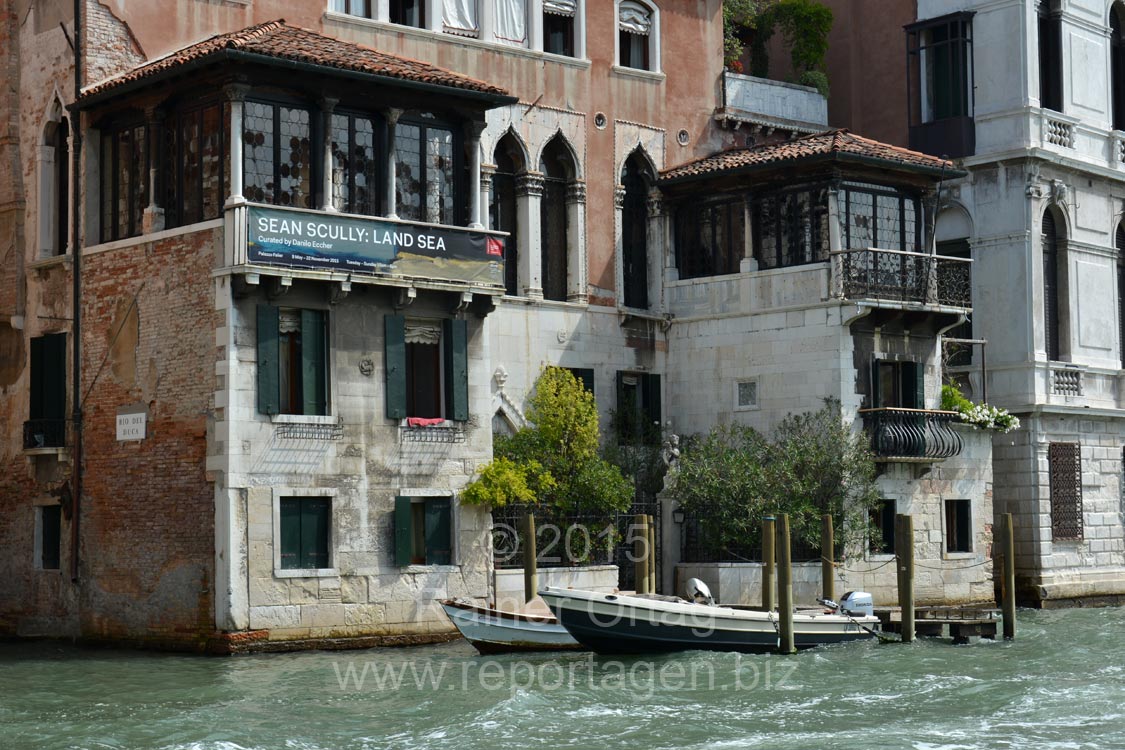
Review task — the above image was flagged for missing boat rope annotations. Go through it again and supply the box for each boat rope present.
[844,612,899,644]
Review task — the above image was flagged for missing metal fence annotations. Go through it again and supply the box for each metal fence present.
[680,516,826,564]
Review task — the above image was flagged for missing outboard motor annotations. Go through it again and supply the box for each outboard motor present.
[837,591,874,617]
[685,578,715,606]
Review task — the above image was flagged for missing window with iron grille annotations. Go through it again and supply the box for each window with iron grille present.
[675,197,744,280]
[751,186,829,269]
[99,123,148,242]
[1048,442,1083,540]
[906,13,974,125]
[841,182,920,253]
[243,101,313,209]
[163,101,229,229]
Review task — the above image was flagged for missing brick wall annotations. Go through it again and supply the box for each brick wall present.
[77,227,218,645]
[84,0,145,86]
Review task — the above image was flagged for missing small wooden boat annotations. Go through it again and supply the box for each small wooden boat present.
[440,598,582,654]
[539,586,881,655]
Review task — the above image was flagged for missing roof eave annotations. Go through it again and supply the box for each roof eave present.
[659,150,963,188]
[76,47,516,111]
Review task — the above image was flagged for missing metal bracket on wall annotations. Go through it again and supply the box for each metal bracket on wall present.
[267,275,292,300]
[394,286,416,310]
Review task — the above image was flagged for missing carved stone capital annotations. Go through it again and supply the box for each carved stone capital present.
[566,181,587,204]
[463,119,487,141]
[384,107,404,126]
[517,172,545,198]
[614,185,626,210]
[223,83,251,103]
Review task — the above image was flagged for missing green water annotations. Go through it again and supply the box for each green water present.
[2,608,1124,749]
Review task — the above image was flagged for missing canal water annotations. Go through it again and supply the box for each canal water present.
[2,607,1123,749]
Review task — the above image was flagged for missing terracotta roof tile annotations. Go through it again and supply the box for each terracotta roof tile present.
[660,129,957,183]
[81,20,509,101]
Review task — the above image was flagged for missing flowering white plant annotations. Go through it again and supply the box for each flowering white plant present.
[941,384,1020,433]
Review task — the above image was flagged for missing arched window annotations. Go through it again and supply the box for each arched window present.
[621,151,651,309]
[1043,208,1064,361]
[1038,1,1062,111]
[618,0,659,72]
[44,116,69,256]
[1117,223,1125,368]
[491,133,524,296]
[539,136,574,302]
[1112,4,1125,130]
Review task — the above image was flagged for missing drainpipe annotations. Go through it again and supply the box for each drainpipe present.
[69,0,82,583]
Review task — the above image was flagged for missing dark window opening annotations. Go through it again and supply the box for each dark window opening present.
[675,198,743,280]
[940,239,973,366]
[164,101,230,229]
[544,11,575,57]
[50,118,69,255]
[870,499,896,554]
[566,367,595,396]
[945,499,972,553]
[39,505,62,570]
[390,0,425,28]
[100,123,147,243]
[841,183,920,253]
[1113,7,1125,130]
[907,15,974,124]
[1118,224,1125,369]
[752,186,830,269]
[396,118,459,225]
[1043,209,1062,361]
[490,140,520,296]
[279,497,331,570]
[1039,2,1063,112]
[334,0,373,18]
[615,371,661,445]
[26,333,67,449]
[622,153,651,307]
[1048,442,1083,540]
[330,111,383,217]
[540,137,573,302]
[406,336,442,419]
[619,30,649,70]
[395,496,452,565]
[243,101,313,208]
[256,306,328,416]
[871,359,924,409]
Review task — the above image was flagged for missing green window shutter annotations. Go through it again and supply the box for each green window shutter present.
[568,367,595,396]
[643,374,662,435]
[394,495,413,566]
[29,336,45,420]
[443,318,469,422]
[615,371,629,441]
[424,497,453,565]
[301,497,330,569]
[30,334,67,420]
[870,359,882,409]
[279,497,301,569]
[301,309,327,416]
[914,361,926,410]
[385,315,407,420]
[257,305,280,415]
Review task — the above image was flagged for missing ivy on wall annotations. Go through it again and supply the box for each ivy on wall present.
[723,0,833,97]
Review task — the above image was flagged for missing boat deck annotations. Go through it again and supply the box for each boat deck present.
[875,606,1001,643]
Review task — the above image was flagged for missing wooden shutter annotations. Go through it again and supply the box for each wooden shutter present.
[301,309,327,416]
[385,315,407,420]
[870,359,882,408]
[279,497,301,569]
[30,334,66,421]
[642,373,662,439]
[424,497,453,565]
[394,495,413,566]
[301,497,330,569]
[443,318,469,422]
[900,361,924,410]
[257,305,280,415]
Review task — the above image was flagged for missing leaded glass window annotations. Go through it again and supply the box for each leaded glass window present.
[99,123,147,243]
[750,186,829,270]
[330,112,381,216]
[243,101,312,208]
[163,101,229,229]
[395,118,458,225]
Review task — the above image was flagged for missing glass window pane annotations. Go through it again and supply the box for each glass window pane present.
[846,190,874,249]
[201,105,224,220]
[355,116,378,216]
[182,114,201,224]
[396,123,422,222]
[425,126,454,225]
[330,113,350,213]
[279,107,311,209]
[876,195,901,250]
[244,101,275,204]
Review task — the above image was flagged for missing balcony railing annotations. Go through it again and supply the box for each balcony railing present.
[859,408,963,461]
[833,248,971,309]
[23,419,67,450]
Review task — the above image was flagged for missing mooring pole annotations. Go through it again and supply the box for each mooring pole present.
[776,513,795,654]
[523,512,537,604]
[634,513,649,594]
[821,513,835,603]
[1002,512,1016,640]
[762,515,776,612]
[646,514,657,594]
[897,514,915,643]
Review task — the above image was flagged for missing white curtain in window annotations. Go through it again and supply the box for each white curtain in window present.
[543,0,576,17]
[495,0,527,45]
[443,0,479,36]
[619,0,652,35]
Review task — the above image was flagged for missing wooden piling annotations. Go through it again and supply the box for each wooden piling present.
[523,512,537,604]
[634,513,649,594]
[821,513,835,603]
[776,513,795,654]
[646,514,657,594]
[1002,512,1016,640]
[896,514,915,643]
[762,516,776,612]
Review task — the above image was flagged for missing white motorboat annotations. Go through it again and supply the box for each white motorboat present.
[539,583,881,654]
[440,598,582,654]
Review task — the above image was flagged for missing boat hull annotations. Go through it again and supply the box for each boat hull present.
[540,587,879,655]
[440,600,582,654]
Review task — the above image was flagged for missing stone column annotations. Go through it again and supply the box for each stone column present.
[827,184,843,296]
[479,0,495,43]
[575,0,587,58]
[740,193,756,273]
[645,190,665,309]
[224,84,250,206]
[321,97,338,212]
[517,172,545,299]
[566,181,587,303]
[614,184,626,305]
[465,120,486,228]
[480,164,495,228]
[384,107,403,220]
[528,2,544,51]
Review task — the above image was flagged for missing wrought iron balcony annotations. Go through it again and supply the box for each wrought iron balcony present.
[23,419,67,450]
[833,248,971,309]
[859,408,963,461]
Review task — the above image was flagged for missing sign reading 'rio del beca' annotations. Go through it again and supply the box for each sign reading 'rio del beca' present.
[246,205,505,288]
